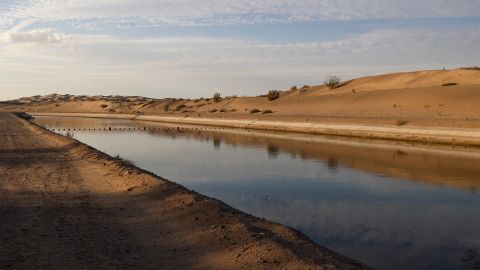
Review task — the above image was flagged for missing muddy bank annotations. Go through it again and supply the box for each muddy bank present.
[0,112,368,269]
[32,112,480,147]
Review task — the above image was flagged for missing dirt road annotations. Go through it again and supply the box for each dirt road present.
[0,112,368,269]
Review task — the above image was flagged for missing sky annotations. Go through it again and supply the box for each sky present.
[0,0,479,100]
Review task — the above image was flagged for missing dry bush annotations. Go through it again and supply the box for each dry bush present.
[324,76,341,89]
[213,92,222,102]
[262,109,273,114]
[250,109,261,114]
[267,90,280,101]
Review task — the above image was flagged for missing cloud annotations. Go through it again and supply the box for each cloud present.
[0,20,66,44]
[2,0,480,27]
[2,28,66,44]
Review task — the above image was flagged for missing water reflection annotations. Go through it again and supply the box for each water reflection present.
[35,116,480,270]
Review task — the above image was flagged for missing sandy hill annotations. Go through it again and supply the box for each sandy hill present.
[1,68,480,128]
[293,68,480,96]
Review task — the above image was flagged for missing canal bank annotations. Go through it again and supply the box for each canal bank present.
[31,112,480,147]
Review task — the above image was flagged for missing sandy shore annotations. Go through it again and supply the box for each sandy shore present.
[0,112,368,269]
[32,112,480,147]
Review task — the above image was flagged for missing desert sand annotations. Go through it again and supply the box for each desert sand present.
[1,68,479,146]
[0,112,368,269]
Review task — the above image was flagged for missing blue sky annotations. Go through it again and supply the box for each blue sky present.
[0,0,479,100]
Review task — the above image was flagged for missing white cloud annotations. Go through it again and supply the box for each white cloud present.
[2,28,66,44]
[2,0,480,27]
[1,20,66,44]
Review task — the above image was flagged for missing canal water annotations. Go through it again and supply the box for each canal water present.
[34,116,480,270]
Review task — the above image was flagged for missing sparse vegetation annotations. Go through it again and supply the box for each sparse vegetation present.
[267,90,280,101]
[461,66,480,70]
[262,109,273,114]
[100,104,108,109]
[250,109,261,114]
[213,92,222,102]
[442,82,458,86]
[301,85,310,89]
[291,85,297,90]
[324,75,341,89]
[209,109,218,113]
[114,154,136,166]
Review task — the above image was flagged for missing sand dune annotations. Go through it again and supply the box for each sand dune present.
[1,68,479,138]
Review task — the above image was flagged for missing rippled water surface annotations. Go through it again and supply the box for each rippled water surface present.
[35,116,480,270]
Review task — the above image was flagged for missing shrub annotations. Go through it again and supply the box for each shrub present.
[301,85,310,89]
[100,104,108,109]
[262,109,273,114]
[291,85,297,90]
[267,90,280,101]
[213,92,222,102]
[209,109,218,113]
[250,109,261,114]
[324,75,341,89]
[442,82,458,86]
